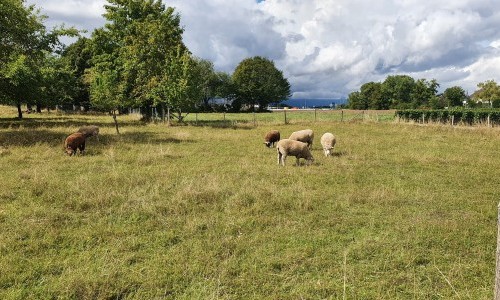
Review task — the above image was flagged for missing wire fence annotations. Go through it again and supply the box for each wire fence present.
[178,109,397,127]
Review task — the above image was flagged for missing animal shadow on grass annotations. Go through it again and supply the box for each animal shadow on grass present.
[331,150,348,157]
[0,130,68,147]
[186,120,254,130]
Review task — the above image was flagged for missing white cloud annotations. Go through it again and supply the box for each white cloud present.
[27,0,500,98]
[28,0,106,34]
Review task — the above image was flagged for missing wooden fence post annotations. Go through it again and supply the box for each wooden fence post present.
[341,110,344,122]
[284,109,287,124]
[495,202,500,300]
[451,115,455,126]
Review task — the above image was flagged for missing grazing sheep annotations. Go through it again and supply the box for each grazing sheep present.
[276,139,314,166]
[320,132,336,157]
[78,125,99,139]
[288,129,314,149]
[64,132,87,156]
[264,130,280,148]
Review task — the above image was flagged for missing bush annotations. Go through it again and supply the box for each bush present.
[396,109,500,125]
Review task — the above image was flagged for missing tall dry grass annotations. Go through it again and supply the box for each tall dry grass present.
[0,108,499,298]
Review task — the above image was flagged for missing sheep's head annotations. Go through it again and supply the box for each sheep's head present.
[264,141,272,148]
[65,147,75,156]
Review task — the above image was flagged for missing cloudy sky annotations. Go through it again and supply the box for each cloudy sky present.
[28,0,500,99]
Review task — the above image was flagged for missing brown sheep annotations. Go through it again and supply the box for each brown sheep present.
[64,132,87,156]
[264,130,280,148]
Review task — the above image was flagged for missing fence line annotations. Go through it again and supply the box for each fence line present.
[178,109,396,126]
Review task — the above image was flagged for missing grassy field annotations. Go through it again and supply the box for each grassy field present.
[0,106,499,299]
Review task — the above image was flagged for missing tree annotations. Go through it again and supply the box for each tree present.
[443,86,467,107]
[429,95,447,109]
[0,0,78,118]
[59,37,93,110]
[381,75,415,109]
[86,0,186,123]
[2,54,40,118]
[347,91,366,109]
[472,80,500,107]
[410,79,439,108]
[152,47,202,123]
[360,82,386,109]
[232,56,291,111]
[87,65,122,133]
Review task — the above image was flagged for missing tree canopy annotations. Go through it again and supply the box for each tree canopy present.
[0,0,77,118]
[232,56,291,111]
[348,75,442,110]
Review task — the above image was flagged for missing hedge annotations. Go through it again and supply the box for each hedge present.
[395,109,500,126]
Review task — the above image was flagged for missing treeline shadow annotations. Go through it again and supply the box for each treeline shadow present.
[0,117,146,129]
[0,130,195,148]
[184,120,255,130]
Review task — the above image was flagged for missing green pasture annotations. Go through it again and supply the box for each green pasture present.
[0,107,499,299]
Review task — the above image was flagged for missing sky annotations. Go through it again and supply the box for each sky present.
[28,0,500,99]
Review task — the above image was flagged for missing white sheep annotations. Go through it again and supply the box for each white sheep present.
[320,132,336,157]
[288,129,314,149]
[276,139,314,166]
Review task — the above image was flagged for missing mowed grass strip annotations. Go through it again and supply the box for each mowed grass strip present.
[0,110,499,299]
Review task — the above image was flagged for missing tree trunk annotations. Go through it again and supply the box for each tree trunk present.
[36,103,42,113]
[112,110,120,134]
[167,106,171,126]
[17,102,23,119]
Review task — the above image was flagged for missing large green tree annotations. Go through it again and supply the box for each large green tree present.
[232,56,291,111]
[410,78,439,108]
[59,37,93,110]
[87,0,187,124]
[381,75,415,109]
[443,86,467,107]
[347,91,366,110]
[0,0,77,118]
[348,75,440,109]
[347,82,384,110]
[471,80,500,107]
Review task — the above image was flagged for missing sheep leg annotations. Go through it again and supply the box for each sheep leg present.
[79,142,86,155]
[277,151,282,165]
[279,153,287,166]
[296,157,300,166]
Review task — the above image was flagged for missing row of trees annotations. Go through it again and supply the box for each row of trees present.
[1,0,291,123]
[348,75,500,110]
